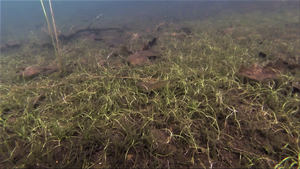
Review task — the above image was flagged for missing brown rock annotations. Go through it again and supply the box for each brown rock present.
[21,66,42,77]
[98,59,107,66]
[4,41,21,48]
[238,63,278,81]
[238,58,300,82]
[220,27,235,35]
[128,51,156,66]
[16,64,58,77]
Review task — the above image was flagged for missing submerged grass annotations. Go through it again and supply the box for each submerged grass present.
[0,8,299,168]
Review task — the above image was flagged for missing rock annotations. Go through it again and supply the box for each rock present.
[128,51,157,66]
[238,63,278,81]
[16,64,58,78]
[217,27,235,35]
[238,58,300,82]
[4,41,21,48]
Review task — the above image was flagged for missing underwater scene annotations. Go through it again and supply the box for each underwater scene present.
[0,0,299,168]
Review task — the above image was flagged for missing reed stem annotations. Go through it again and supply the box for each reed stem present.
[48,0,62,72]
[40,0,62,72]
[40,0,57,56]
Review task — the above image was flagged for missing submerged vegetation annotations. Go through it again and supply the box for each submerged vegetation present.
[0,2,299,168]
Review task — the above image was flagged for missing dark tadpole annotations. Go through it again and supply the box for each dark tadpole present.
[142,37,158,51]
[258,52,267,59]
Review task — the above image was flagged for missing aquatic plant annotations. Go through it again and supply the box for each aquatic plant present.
[40,0,62,72]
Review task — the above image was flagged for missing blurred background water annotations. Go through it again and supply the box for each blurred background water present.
[1,1,298,45]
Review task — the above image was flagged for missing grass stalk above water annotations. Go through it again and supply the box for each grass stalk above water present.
[40,0,62,72]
